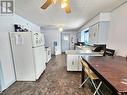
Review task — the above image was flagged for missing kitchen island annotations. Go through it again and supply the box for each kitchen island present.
[66,49,103,71]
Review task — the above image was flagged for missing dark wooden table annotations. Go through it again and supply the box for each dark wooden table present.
[81,56,127,95]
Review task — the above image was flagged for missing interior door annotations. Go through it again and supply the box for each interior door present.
[61,33,70,52]
[70,34,77,50]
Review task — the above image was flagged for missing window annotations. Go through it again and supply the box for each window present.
[79,28,89,44]
[84,30,89,44]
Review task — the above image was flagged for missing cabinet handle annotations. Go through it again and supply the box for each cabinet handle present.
[72,61,74,65]
[94,33,96,37]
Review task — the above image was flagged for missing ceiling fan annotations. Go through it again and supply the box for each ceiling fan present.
[41,0,71,14]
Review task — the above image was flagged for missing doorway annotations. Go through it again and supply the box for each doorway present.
[61,33,70,53]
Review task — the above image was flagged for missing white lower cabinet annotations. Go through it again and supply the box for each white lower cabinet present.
[66,53,102,71]
[67,55,82,71]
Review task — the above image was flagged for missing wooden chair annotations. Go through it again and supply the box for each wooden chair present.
[79,60,102,95]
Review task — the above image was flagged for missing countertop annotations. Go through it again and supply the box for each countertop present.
[65,50,103,56]
[76,45,95,50]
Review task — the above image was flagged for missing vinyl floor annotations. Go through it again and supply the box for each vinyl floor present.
[1,54,112,95]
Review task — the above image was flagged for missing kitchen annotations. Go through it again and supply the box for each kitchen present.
[1,0,127,95]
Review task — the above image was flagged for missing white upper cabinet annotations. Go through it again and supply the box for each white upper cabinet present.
[89,23,99,45]
[79,12,111,45]
[89,21,109,45]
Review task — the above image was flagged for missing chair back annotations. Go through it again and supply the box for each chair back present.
[104,48,115,56]
[81,60,98,80]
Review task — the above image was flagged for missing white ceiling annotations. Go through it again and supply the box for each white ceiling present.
[15,0,127,30]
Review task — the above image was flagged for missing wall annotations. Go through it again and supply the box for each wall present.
[0,14,40,91]
[0,14,40,32]
[42,28,77,54]
[42,28,61,55]
[13,15,40,32]
[107,2,127,57]
[0,32,15,91]
[0,15,16,91]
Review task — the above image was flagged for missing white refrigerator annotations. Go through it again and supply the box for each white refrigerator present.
[10,32,46,81]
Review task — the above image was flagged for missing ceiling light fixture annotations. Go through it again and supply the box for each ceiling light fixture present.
[61,2,68,8]
[61,0,68,8]
[53,0,57,4]
[41,0,71,14]
[59,27,63,32]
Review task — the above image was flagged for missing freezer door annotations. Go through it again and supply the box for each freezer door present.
[10,32,36,81]
[33,46,46,79]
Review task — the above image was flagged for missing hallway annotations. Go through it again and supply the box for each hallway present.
[1,55,92,95]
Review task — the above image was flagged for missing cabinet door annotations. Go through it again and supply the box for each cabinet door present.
[89,23,99,45]
[67,55,78,71]
[93,23,99,44]
[89,27,95,45]
[98,21,109,44]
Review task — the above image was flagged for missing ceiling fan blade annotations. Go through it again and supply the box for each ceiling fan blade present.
[41,0,52,9]
[64,5,71,14]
